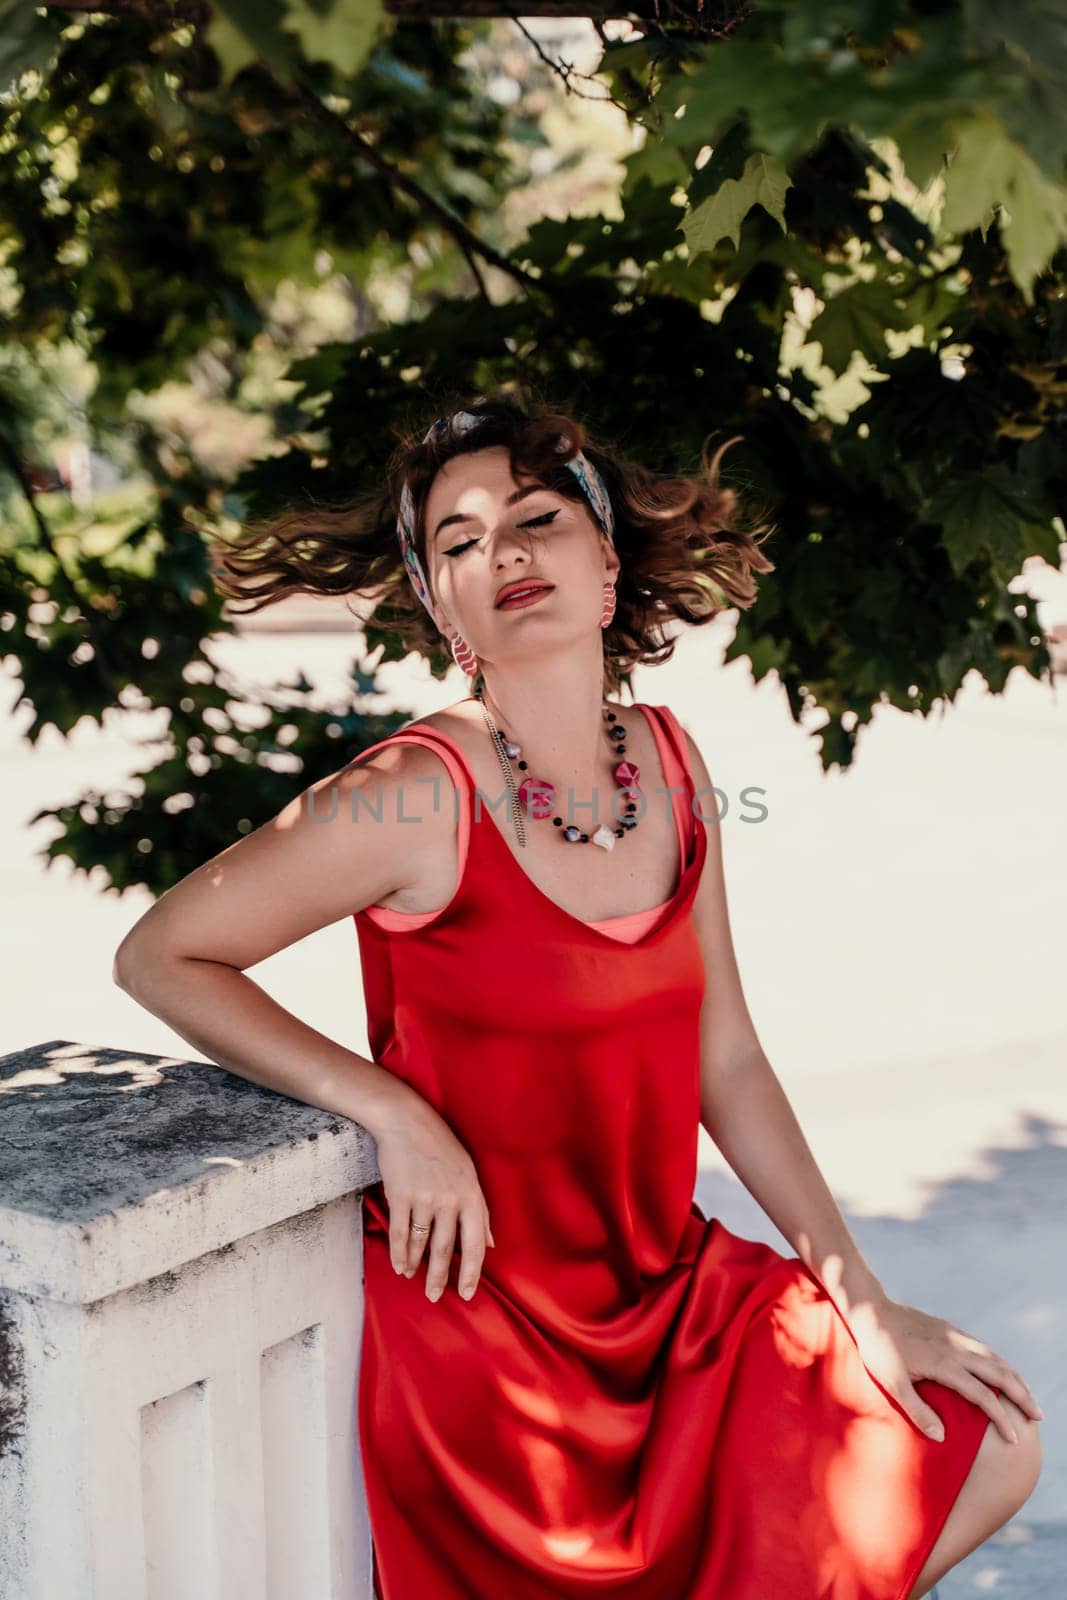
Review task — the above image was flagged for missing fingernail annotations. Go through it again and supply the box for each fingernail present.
[427,1286,441,1302]
[1034,1403,1045,1418]
[393,1261,402,1274]
[460,1284,474,1300]
[1010,1429,1019,1444]
[925,1424,944,1442]
[404,1267,415,1278]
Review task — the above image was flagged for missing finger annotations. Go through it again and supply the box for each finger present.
[896,1382,946,1442]
[944,1328,1046,1419]
[401,1198,435,1276]
[948,1370,1021,1444]
[403,1217,433,1276]
[457,1205,489,1301]
[389,1195,414,1275]
[966,1356,1044,1420]
[425,1205,458,1301]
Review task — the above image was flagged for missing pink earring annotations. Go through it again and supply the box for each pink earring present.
[450,632,479,676]
[600,580,617,630]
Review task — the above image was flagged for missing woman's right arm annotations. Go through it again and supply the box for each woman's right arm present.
[112,741,494,1301]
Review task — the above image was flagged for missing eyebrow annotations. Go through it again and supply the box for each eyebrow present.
[432,482,553,540]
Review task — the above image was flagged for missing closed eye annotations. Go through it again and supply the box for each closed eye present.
[443,509,559,557]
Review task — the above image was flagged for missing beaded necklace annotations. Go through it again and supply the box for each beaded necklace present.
[475,688,641,851]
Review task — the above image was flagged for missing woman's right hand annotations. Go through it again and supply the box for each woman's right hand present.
[372,1093,496,1303]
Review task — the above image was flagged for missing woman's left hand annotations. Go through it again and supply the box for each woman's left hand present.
[846,1294,1044,1444]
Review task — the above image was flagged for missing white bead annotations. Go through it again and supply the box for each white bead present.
[591,825,617,852]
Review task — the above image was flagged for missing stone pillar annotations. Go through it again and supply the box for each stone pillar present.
[0,1040,381,1600]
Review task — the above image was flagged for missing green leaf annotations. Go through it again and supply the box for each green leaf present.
[1000,155,1067,302]
[206,0,298,84]
[686,119,749,210]
[620,138,690,203]
[893,110,958,192]
[941,115,1067,298]
[807,276,915,376]
[668,42,853,163]
[281,0,385,78]
[963,0,1067,180]
[928,465,1053,580]
[0,0,63,87]
[682,153,791,255]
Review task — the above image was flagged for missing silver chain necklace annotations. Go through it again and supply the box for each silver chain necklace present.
[477,688,528,847]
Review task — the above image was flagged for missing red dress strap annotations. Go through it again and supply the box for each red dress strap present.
[639,702,699,860]
[350,726,474,933]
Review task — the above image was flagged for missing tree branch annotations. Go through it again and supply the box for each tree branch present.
[44,0,209,19]
[37,10,557,301]
[285,80,557,302]
[40,0,739,20]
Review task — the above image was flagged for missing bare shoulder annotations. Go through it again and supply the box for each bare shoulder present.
[113,719,464,982]
[339,717,460,808]
[399,697,482,745]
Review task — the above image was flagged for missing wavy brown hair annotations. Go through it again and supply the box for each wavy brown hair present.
[208,392,776,698]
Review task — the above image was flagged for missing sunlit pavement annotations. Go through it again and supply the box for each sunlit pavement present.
[3,600,1064,1589]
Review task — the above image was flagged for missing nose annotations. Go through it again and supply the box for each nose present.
[491,525,534,569]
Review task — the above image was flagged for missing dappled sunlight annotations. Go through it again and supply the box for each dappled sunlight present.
[696,1107,1066,1556]
[497,1370,568,1429]
[498,1374,598,1559]
[758,1267,931,1579]
[0,1039,175,1094]
[824,1416,927,1575]
[0,1038,354,1220]
[541,1525,597,1561]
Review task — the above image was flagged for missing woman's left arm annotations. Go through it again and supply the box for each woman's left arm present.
[681,727,1043,1445]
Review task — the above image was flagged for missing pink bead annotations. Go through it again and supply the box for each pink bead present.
[614,760,639,789]
[518,776,556,819]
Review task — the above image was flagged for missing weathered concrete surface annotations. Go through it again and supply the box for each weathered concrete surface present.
[0,1041,377,1599]
[0,1039,380,1301]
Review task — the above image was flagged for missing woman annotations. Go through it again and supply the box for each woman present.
[115,396,1042,1599]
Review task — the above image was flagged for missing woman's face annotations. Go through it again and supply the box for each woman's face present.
[422,445,619,657]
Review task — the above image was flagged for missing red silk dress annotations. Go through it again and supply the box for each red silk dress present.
[352,701,989,1600]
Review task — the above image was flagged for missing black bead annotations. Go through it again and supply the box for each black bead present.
[614,827,624,837]
[615,745,625,754]
[552,816,562,826]
[579,833,588,842]
[518,760,527,770]
[621,816,638,830]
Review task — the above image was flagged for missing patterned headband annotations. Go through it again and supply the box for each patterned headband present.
[396,410,616,619]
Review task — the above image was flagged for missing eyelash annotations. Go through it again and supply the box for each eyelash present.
[443,510,559,558]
